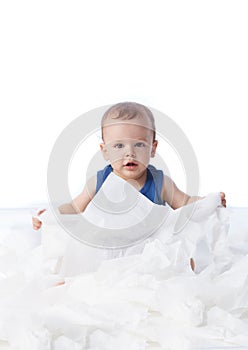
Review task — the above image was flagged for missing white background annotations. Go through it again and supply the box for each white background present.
[0,0,247,208]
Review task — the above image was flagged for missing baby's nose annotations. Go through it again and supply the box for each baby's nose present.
[124,144,136,157]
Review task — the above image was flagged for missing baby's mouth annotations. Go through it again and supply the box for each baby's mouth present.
[124,162,138,168]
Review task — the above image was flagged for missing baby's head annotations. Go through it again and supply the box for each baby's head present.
[101,101,156,141]
[100,102,158,182]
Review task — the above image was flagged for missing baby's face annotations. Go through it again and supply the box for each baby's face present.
[100,121,158,183]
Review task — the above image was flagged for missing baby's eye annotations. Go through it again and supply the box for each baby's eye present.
[113,143,124,149]
[135,142,146,147]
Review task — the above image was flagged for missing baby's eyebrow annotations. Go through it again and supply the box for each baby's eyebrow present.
[110,138,149,143]
[136,138,149,142]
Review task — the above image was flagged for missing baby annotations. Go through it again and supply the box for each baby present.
[33,101,226,231]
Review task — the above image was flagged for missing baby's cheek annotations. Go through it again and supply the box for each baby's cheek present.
[110,159,124,169]
[137,151,151,165]
[108,151,124,163]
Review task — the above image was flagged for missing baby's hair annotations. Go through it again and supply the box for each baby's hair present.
[101,102,156,141]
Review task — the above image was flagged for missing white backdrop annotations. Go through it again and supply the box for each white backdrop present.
[0,0,247,208]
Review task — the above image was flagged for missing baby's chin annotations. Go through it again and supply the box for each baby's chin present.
[112,167,147,183]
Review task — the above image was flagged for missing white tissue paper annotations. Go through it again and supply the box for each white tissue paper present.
[0,172,248,349]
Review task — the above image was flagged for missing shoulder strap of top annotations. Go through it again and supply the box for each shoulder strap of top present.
[147,164,165,205]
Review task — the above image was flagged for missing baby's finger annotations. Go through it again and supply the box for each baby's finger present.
[37,209,46,216]
[32,217,41,224]
[220,192,226,199]
[55,281,65,286]
[34,222,42,230]
[190,258,195,271]
[221,192,226,205]
[32,217,42,230]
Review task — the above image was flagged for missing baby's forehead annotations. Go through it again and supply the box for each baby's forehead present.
[102,122,154,144]
[102,117,154,131]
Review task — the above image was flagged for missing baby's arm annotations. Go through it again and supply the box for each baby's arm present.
[60,175,96,213]
[161,175,226,209]
[161,175,202,210]
[32,176,96,229]
[59,175,96,213]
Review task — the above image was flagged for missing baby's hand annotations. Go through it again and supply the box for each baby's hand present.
[220,192,226,207]
[32,209,46,230]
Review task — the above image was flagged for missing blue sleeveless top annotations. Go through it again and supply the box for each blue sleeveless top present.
[96,164,165,205]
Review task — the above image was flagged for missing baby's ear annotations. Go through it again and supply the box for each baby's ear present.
[151,140,158,158]
[100,143,109,161]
